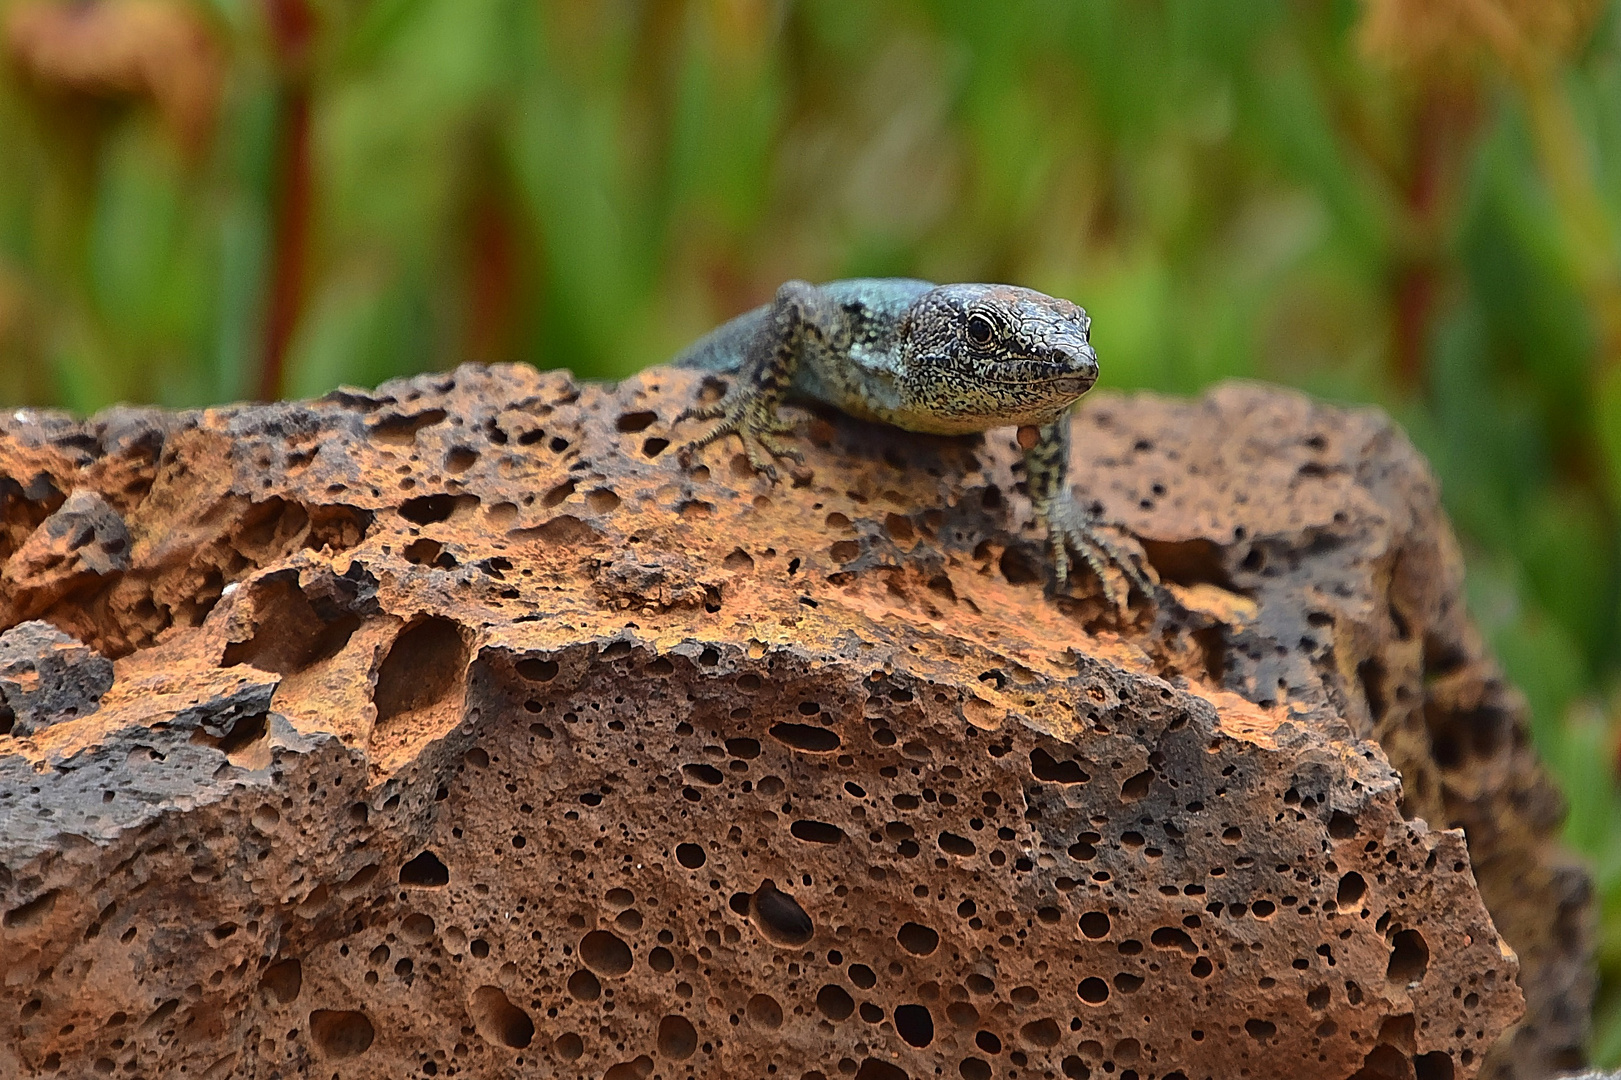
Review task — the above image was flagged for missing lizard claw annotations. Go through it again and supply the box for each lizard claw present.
[673,387,801,483]
[1043,491,1158,614]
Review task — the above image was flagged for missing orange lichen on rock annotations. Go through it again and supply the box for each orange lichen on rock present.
[0,366,1586,1080]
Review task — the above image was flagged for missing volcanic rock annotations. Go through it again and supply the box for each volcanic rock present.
[0,365,1586,1080]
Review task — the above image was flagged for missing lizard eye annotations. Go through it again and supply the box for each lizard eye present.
[966,314,996,346]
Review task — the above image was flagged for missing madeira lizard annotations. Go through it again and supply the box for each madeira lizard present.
[669,278,1157,611]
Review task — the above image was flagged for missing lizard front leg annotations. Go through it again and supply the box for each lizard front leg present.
[676,280,837,482]
[1021,418,1157,612]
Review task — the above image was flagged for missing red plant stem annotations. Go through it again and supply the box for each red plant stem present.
[260,91,310,402]
[258,0,315,402]
[1392,93,1451,389]
[467,195,516,364]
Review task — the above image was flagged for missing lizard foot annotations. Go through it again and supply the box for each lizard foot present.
[1043,491,1158,614]
[674,387,803,483]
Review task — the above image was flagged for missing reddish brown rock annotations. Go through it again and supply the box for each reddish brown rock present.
[0,366,1585,1080]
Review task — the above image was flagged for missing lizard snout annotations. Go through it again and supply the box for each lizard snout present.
[1050,342,1099,392]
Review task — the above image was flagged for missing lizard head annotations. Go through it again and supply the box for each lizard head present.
[893,284,1100,434]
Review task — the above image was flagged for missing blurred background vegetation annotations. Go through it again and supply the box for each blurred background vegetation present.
[2,0,1620,1058]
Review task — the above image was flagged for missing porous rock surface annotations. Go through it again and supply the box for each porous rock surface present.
[0,365,1585,1080]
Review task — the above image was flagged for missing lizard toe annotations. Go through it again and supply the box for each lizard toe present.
[756,431,805,463]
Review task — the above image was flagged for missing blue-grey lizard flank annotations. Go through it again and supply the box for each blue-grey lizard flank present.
[669,278,1157,611]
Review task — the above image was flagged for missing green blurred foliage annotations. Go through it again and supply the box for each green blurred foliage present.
[2,0,1621,1055]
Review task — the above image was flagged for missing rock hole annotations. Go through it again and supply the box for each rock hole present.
[726,737,761,758]
[895,1004,934,1047]
[587,488,621,513]
[1329,810,1359,839]
[400,912,435,942]
[817,984,855,1020]
[213,710,269,762]
[1414,1051,1455,1080]
[373,617,467,722]
[751,880,814,945]
[580,930,633,975]
[444,446,479,472]
[603,1055,654,1080]
[1338,872,1367,907]
[543,480,576,507]
[746,993,783,1028]
[657,1014,697,1058]
[1062,1056,1091,1079]
[999,547,1041,585]
[370,408,447,444]
[4,889,58,928]
[1119,770,1153,801]
[897,922,939,955]
[398,493,457,525]
[791,820,845,844]
[675,843,706,868]
[1307,985,1330,1010]
[554,1032,584,1059]
[1192,625,1227,682]
[221,575,358,674]
[402,538,443,565]
[308,1010,375,1060]
[769,722,841,752]
[1136,536,1232,588]
[1020,1018,1061,1046]
[1387,929,1429,983]
[399,851,450,887]
[963,1060,993,1080]
[1150,927,1196,954]
[1079,912,1110,939]
[470,986,534,1048]
[1077,978,1109,1004]
[260,958,302,1004]
[855,1060,909,1080]
[642,436,670,457]
[567,970,601,1000]
[1112,973,1143,993]
[849,963,878,989]
[682,763,724,785]
[1358,655,1388,719]
[516,658,559,682]
[1244,1018,1276,1041]
[616,411,657,433]
[938,832,976,857]
[1030,748,1089,784]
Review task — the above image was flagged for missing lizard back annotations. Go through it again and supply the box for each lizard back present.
[670,278,933,382]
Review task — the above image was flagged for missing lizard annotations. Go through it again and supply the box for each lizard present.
[668,278,1157,612]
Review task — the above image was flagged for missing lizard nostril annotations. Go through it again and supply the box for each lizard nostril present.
[1057,346,1098,379]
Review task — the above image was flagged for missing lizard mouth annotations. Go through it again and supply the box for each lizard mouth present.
[1049,374,1097,395]
[974,372,1096,395]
